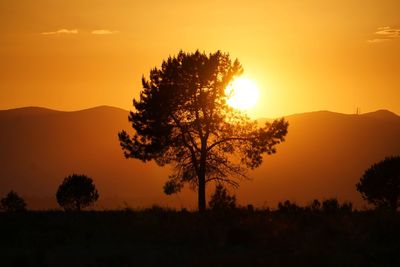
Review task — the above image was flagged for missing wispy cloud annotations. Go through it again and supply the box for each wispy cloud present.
[368,26,400,43]
[367,38,390,43]
[91,29,118,35]
[375,26,400,37]
[41,29,78,35]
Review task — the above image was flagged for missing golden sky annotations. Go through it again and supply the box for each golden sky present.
[0,0,399,118]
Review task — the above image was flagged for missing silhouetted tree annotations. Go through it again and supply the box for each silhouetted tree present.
[209,184,236,210]
[0,190,27,212]
[119,50,288,211]
[356,156,400,211]
[56,174,99,211]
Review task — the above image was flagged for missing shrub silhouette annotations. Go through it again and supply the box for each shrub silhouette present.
[277,200,302,213]
[340,201,353,213]
[119,50,288,211]
[56,174,99,211]
[208,185,236,211]
[308,199,321,212]
[356,156,400,211]
[0,190,27,212]
[322,198,340,213]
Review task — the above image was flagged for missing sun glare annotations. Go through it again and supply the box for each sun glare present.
[226,77,260,110]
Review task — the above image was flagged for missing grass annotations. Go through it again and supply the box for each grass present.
[1,207,399,266]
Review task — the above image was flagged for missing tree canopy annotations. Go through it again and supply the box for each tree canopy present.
[356,156,400,211]
[119,50,288,211]
[56,174,99,211]
[0,190,27,212]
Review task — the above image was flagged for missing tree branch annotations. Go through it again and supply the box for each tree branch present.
[207,137,251,152]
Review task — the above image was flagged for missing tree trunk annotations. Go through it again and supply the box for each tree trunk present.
[198,142,207,212]
[198,170,206,212]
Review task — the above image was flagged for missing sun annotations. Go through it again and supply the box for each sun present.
[225,77,260,110]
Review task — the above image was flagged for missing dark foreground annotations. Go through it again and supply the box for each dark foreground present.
[1,208,399,267]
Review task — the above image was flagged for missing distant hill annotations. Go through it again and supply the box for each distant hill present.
[1,106,399,210]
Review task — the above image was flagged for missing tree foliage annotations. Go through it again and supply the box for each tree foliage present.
[356,156,400,211]
[119,50,288,211]
[56,174,99,211]
[0,190,27,212]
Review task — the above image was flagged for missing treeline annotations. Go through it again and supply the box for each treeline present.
[1,155,400,213]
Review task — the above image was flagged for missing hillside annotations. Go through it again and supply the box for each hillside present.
[0,106,399,209]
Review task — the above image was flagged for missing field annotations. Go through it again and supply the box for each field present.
[1,207,399,267]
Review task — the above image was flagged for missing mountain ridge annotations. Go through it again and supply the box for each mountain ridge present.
[2,105,398,119]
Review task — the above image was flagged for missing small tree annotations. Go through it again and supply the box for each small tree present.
[0,191,27,212]
[208,185,236,211]
[56,174,99,211]
[356,156,400,211]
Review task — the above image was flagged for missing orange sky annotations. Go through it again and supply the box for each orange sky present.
[0,0,399,118]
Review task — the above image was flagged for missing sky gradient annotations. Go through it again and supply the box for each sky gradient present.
[1,0,399,118]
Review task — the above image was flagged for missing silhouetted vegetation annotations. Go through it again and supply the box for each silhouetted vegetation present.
[56,174,99,211]
[356,156,400,211]
[276,199,353,214]
[119,50,288,211]
[1,202,400,266]
[208,184,236,211]
[0,190,26,212]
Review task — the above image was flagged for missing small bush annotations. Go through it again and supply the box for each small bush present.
[308,199,321,212]
[277,200,302,213]
[209,185,236,211]
[322,198,340,213]
[321,198,353,214]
